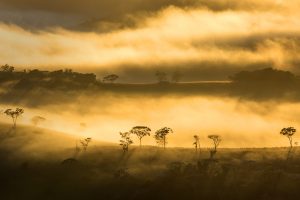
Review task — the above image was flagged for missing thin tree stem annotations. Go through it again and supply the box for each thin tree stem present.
[139,138,141,147]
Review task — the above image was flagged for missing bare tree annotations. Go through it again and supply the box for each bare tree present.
[119,132,133,153]
[154,127,173,149]
[80,137,92,152]
[31,116,46,126]
[193,135,200,154]
[130,126,151,147]
[280,127,296,159]
[208,135,221,159]
[102,74,119,83]
[4,108,24,128]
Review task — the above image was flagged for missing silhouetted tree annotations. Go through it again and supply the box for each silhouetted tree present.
[154,127,173,149]
[4,108,24,128]
[130,126,151,147]
[171,71,182,83]
[31,116,46,126]
[280,127,296,159]
[208,135,221,159]
[120,132,133,153]
[80,137,92,152]
[193,135,200,154]
[155,71,168,83]
[280,127,296,148]
[103,74,119,83]
[1,64,14,72]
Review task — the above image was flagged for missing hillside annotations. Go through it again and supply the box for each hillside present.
[1,67,300,104]
[1,123,300,199]
[0,123,112,161]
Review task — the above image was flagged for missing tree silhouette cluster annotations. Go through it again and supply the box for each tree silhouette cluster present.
[119,126,173,152]
[1,105,297,162]
[1,64,14,72]
[0,67,97,90]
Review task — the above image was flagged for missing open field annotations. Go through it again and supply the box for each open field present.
[1,124,300,200]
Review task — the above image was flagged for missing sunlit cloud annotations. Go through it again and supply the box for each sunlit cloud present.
[0,3,300,74]
[1,0,300,148]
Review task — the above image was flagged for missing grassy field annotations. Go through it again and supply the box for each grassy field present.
[1,123,300,200]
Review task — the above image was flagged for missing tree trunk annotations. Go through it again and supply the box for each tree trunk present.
[199,142,201,154]
[289,137,293,148]
[139,138,142,147]
[287,137,293,160]
[13,117,17,128]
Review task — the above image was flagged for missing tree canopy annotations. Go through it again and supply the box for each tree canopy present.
[154,127,173,149]
[229,68,296,83]
[130,126,151,147]
[102,74,119,83]
[280,127,296,148]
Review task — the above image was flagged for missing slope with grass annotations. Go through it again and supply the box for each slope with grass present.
[1,124,300,199]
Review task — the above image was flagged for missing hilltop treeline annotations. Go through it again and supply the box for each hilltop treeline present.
[1,65,300,103]
[229,68,300,100]
[0,65,97,90]
[229,68,298,83]
[1,64,299,89]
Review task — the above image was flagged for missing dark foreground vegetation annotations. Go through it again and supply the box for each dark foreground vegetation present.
[1,124,300,200]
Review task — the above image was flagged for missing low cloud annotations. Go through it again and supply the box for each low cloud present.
[0,3,300,80]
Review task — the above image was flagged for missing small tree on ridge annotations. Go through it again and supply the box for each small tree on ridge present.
[208,134,221,159]
[280,127,296,159]
[154,127,173,149]
[130,126,151,147]
[4,108,24,128]
[193,135,200,154]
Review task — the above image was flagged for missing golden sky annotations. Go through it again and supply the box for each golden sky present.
[1,1,300,147]
[0,0,300,80]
